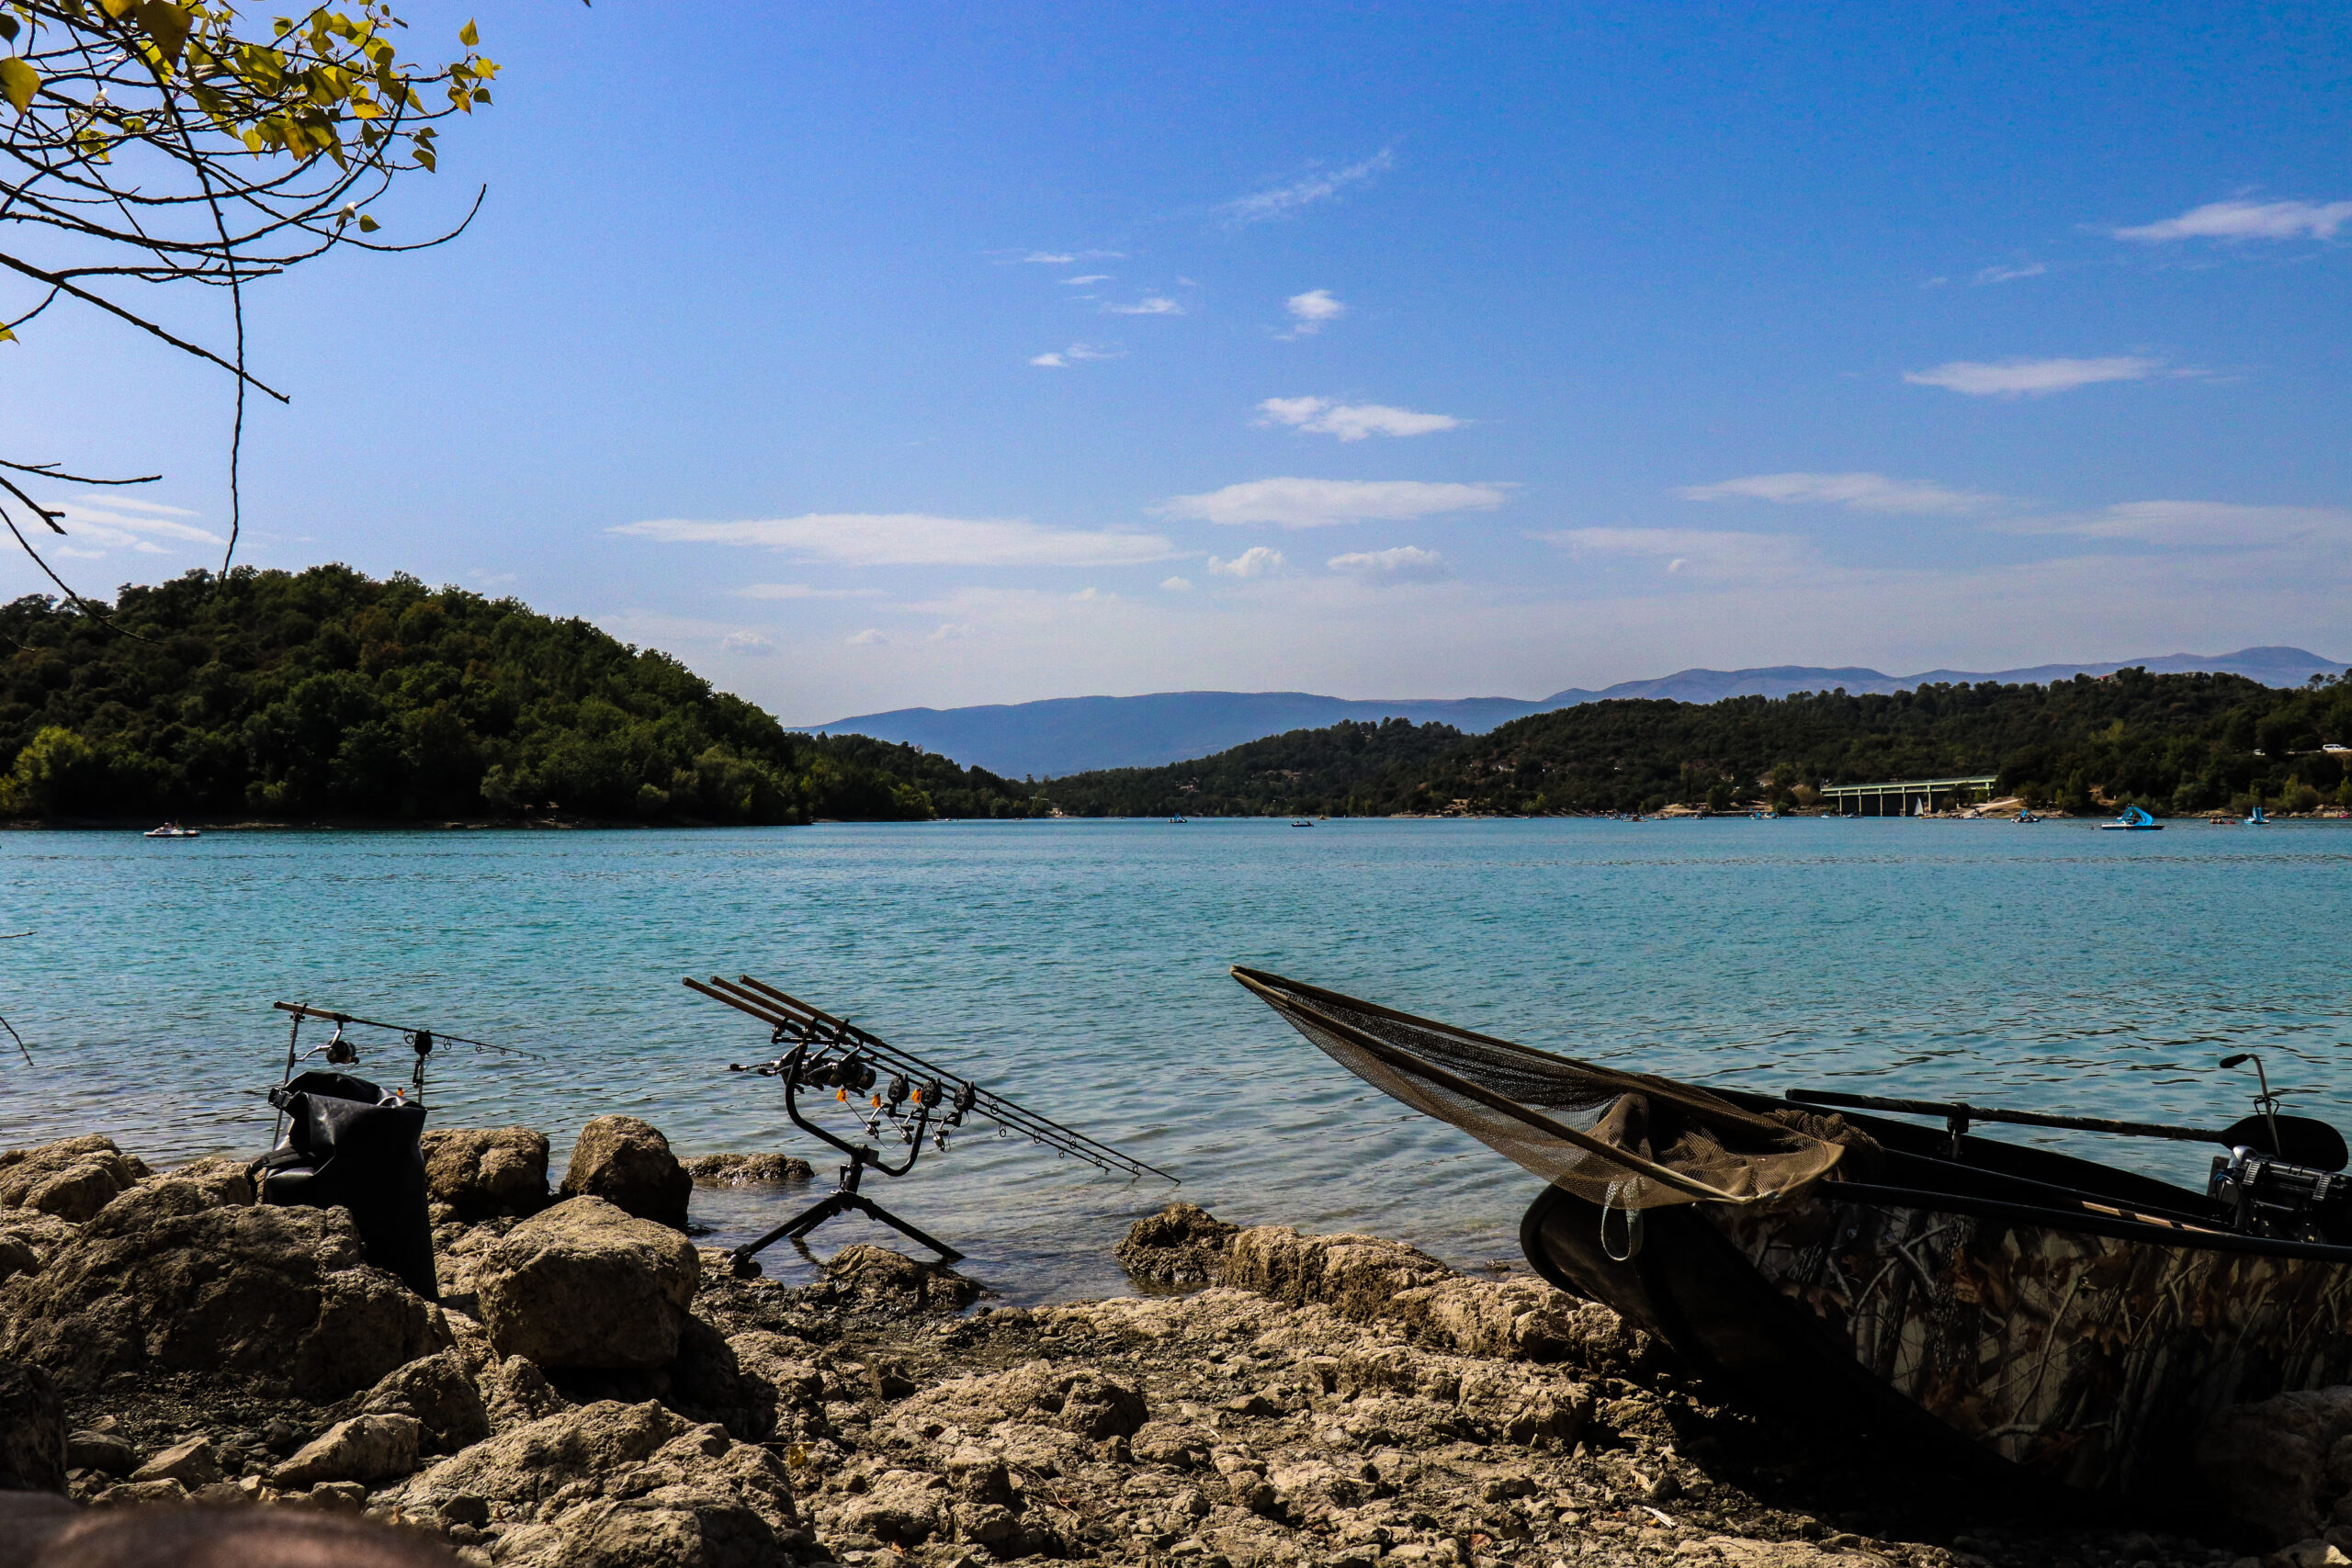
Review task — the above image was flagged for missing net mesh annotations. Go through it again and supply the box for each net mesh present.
[1237,967,1869,1210]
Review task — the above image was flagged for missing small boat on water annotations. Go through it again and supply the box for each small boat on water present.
[1234,966,2352,1498]
[2247,806,2271,825]
[2016,809,2041,823]
[1290,819,1314,828]
[142,822,200,839]
[2207,814,2239,826]
[2099,805,2164,831]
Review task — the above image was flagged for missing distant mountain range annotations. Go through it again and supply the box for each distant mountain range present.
[807,646,2346,779]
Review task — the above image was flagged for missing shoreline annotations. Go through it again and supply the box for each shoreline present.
[0,1125,2311,1568]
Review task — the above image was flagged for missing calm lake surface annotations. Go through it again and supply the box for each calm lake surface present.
[3,818,2346,1303]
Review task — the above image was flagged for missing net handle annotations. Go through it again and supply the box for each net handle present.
[1233,969,1838,1206]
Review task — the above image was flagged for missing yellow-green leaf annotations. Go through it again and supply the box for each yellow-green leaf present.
[0,327,16,344]
[0,57,38,114]
[137,2,191,62]
[356,213,379,231]
[458,17,478,46]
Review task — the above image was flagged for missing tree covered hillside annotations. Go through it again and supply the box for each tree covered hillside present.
[1041,669,2352,818]
[0,568,1046,825]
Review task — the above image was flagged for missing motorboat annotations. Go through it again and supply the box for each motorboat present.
[142,822,200,839]
[1234,966,2352,1498]
[2098,806,2163,831]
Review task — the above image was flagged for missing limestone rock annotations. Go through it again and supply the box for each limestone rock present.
[0,1360,64,1492]
[682,1152,814,1186]
[558,1116,692,1229]
[385,1398,799,1567]
[475,1197,698,1370]
[1118,1201,1239,1285]
[130,1434,219,1487]
[2198,1387,2352,1545]
[66,1429,136,1475]
[85,1156,253,1233]
[483,1353,571,1433]
[0,1134,149,1222]
[421,1127,551,1219]
[0,1210,78,1279]
[3,1496,460,1563]
[838,1468,949,1546]
[272,1413,424,1487]
[898,1358,1148,1442]
[362,1350,491,1452]
[822,1243,981,1312]
[0,1199,447,1398]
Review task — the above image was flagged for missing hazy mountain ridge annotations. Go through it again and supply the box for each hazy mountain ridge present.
[809,648,2346,778]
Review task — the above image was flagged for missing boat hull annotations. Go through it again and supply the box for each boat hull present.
[1523,1179,2352,1495]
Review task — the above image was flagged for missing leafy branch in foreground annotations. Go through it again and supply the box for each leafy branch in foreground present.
[0,1,501,593]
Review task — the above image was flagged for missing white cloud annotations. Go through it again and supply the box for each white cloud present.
[1021,252,1076,264]
[1221,151,1393,223]
[846,628,888,646]
[928,623,974,641]
[720,631,777,656]
[1675,472,1998,515]
[1029,342,1122,367]
[1327,545,1450,582]
[615,513,1179,568]
[1207,547,1284,578]
[2009,501,2352,548]
[1279,289,1346,338]
[1258,397,1461,441]
[1104,297,1182,316]
[51,496,225,554]
[1973,262,2046,285]
[1159,576,1193,592]
[2113,199,2352,243]
[1062,275,1111,285]
[1535,527,1804,579]
[733,582,884,600]
[1158,478,1510,529]
[1904,356,2169,397]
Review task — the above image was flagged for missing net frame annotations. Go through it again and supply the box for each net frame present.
[1232,966,1849,1209]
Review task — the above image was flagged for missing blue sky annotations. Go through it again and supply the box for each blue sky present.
[5,2,2347,722]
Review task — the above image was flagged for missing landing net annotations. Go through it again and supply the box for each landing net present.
[1232,967,1864,1210]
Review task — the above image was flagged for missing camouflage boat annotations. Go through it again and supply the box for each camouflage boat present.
[1234,966,2352,1497]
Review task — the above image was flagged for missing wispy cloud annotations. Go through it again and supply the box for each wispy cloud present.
[1029,343,1123,367]
[615,513,1179,568]
[1328,545,1449,582]
[1279,289,1346,339]
[1973,262,2046,285]
[720,631,777,656]
[1221,150,1394,224]
[1157,478,1512,528]
[1675,472,1999,515]
[53,495,224,554]
[1062,275,1111,286]
[2113,199,2352,243]
[1257,397,1460,441]
[846,628,888,646]
[2006,501,2352,548]
[1207,547,1284,578]
[733,582,885,601]
[993,249,1127,265]
[1904,356,2169,397]
[1535,527,1804,580]
[1104,296,1183,316]
[1159,576,1193,592]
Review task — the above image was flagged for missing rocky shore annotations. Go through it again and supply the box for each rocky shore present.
[0,1124,2339,1568]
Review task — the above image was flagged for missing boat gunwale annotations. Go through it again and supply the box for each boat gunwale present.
[1817,1176,2352,1262]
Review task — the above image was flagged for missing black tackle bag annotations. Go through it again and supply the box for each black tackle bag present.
[256,1070,438,1300]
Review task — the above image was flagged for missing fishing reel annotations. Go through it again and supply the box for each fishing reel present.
[2208,1053,2352,1244]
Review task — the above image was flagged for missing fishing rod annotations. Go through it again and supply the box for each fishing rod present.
[268,1000,530,1133]
[686,975,1178,1184]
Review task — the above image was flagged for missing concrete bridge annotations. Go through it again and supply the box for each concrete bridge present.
[1817,774,1999,816]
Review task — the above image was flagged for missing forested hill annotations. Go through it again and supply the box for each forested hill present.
[1040,668,2352,818]
[0,568,1046,825]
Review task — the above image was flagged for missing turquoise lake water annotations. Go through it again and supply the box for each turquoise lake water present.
[2,818,2346,1302]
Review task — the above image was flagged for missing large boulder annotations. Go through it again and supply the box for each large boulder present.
[0,1198,447,1398]
[0,1361,64,1492]
[681,1153,814,1187]
[383,1398,801,1567]
[0,1211,79,1283]
[1118,1201,1238,1285]
[271,1413,424,1488]
[420,1127,550,1219]
[362,1349,491,1452]
[820,1243,981,1313]
[558,1117,691,1229]
[2196,1385,2352,1545]
[0,1135,149,1222]
[475,1197,697,1370]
